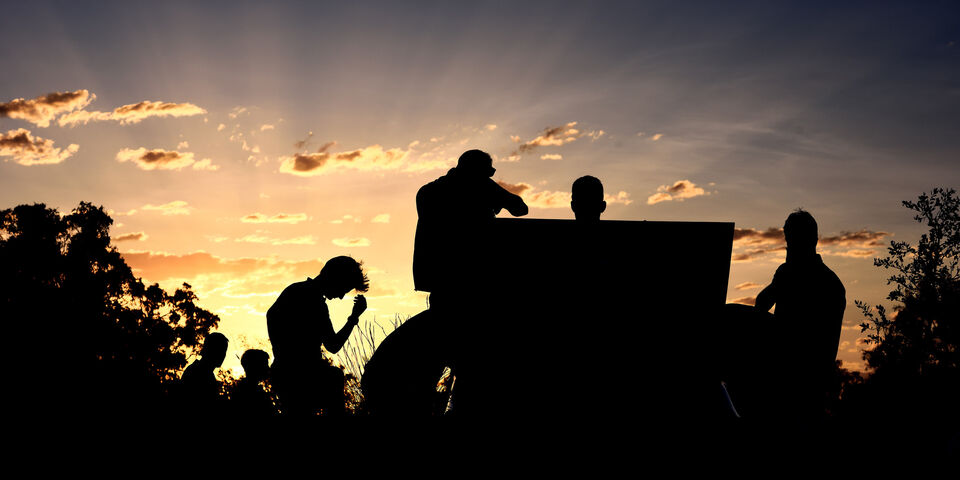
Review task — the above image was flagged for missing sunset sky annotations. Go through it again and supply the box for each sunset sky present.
[2,1,958,374]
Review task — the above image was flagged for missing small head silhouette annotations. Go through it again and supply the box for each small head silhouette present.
[202,332,229,368]
[240,349,270,383]
[455,150,496,178]
[784,209,818,254]
[571,175,606,222]
[318,255,370,299]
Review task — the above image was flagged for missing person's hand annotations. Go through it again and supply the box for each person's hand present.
[351,294,367,318]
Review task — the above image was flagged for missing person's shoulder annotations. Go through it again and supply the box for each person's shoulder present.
[818,260,845,292]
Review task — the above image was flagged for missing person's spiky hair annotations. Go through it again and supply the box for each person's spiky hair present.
[319,255,370,293]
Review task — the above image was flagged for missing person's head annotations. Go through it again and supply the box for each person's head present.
[571,175,606,222]
[318,255,370,299]
[455,150,496,178]
[240,349,270,383]
[201,332,229,368]
[783,208,818,254]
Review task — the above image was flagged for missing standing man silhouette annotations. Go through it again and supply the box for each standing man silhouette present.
[412,149,528,415]
[755,209,845,419]
[267,256,369,416]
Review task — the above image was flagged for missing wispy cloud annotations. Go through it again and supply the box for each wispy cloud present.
[114,231,149,242]
[241,213,308,224]
[59,100,206,127]
[0,128,79,165]
[141,200,193,216]
[120,250,326,285]
[236,234,316,245]
[279,144,410,176]
[731,226,889,262]
[332,237,371,247]
[371,214,390,224]
[540,154,563,160]
[513,122,583,156]
[0,90,94,127]
[116,147,218,171]
[647,180,708,205]
[819,229,889,248]
[498,180,632,209]
[729,296,756,306]
[734,281,762,290]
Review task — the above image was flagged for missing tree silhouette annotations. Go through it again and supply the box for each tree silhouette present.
[1,202,220,420]
[855,187,959,423]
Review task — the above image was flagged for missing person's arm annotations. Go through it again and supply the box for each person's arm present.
[490,179,528,216]
[320,295,367,355]
[754,282,776,312]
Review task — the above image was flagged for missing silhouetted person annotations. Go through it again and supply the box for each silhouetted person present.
[181,332,229,414]
[411,149,528,416]
[267,256,368,416]
[232,349,276,417]
[755,209,846,419]
[571,175,606,222]
[413,149,528,295]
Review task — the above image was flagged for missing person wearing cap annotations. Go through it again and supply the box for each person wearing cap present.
[412,149,528,296]
[411,149,527,415]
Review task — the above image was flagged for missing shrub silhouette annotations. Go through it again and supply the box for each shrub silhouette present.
[854,187,959,424]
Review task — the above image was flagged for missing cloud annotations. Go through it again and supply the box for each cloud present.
[729,296,757,306]
[829,249,878,258]
[177,141,189,149]
[604,191,633,205]
[141,200,192,215]
[217,124,226,132]
[734,281,762,290]
[587,130,605,140]
[191,158,219,171]
[650,133,664,141]
[115,147,217,171]
[730,225,888,262]
[241,213,309,224]
[228,107,248,119]
[114,231,148,242]
[733,227,785,244]
[496,181,569,209]
[332,237,371,247]
[498,180,632,209]
[732,246,786,262]
[279,144,410,176]
[646,180,709,205]
[540,154,563,160]
[371,214,390,224]
[485,124,497,131]
[819,229,890,248]
[260,124,275,131]
[236,234,316,245]
[58,100,206,127]
[0,128,79,165]
[121,250,326,284]
[513,122,582,156]
[0,90,94,127]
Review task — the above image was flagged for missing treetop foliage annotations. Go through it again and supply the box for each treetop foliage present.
[1,202,220,416]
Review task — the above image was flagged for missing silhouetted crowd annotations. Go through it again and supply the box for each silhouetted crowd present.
[177,149,847,423]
